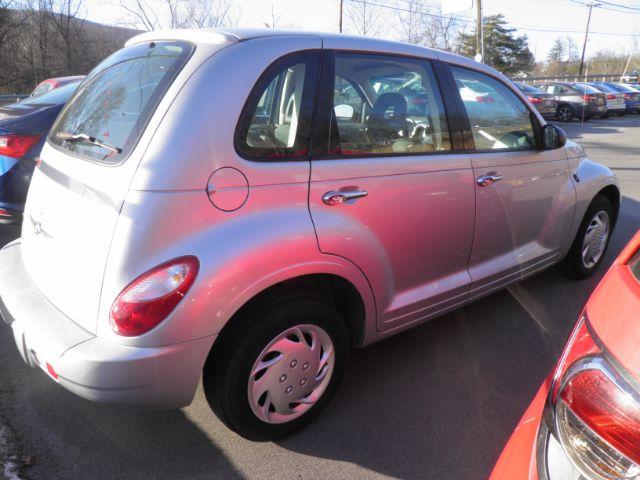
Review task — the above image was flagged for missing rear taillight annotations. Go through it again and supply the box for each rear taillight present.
[606,94,616,100]
[475,96,495,103]
[623,93,634,100]
[0,134,40,159]
[551,316,640,479]
[527,96,542,104]
[110,256,199,336]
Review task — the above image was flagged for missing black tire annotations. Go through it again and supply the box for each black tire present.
[561,195,614,279]
[582,114,590,122]
[203,294,350,441]
[600,113,610,119]
[617,112,626,116]
[557,104,573,122]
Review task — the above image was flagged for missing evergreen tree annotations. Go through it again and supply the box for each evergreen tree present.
[459,14,534,75]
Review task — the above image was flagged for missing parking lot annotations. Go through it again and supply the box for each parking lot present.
[0,114,639,480]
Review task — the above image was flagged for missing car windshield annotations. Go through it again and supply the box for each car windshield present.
[517,83,542,94]
[16,82,80,107]
[573,84,600,94]
[49,40,193,163]
[591,83,615,93]
[609,83,636,92]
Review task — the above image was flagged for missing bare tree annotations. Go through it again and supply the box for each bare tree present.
[263,2,280,29]
[396,0,424,45]
[119,0,237,30]
[46,0,84,71]
[344,0,380,37]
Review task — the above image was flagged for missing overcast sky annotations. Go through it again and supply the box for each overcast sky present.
[86,0,640,61]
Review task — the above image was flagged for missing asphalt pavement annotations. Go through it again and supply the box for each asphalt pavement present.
[1,115,639,480]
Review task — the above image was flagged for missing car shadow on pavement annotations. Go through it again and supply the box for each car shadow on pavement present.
[275,195,640,479]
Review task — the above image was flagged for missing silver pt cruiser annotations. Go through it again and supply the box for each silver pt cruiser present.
[0,29,619,440]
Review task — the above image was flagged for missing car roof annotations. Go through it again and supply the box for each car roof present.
[126,28,506,81]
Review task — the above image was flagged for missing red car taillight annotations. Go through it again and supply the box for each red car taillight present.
[527,96,542,104]
[475,96,495,103]
[606,94,616,100]
[0,134,40,159]
[110,256,199,336]
[551,317,640,479]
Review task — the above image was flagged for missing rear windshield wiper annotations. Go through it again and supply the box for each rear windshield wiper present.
[58,132,122,154]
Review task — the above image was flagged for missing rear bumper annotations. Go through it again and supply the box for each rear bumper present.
[0,241,214,408]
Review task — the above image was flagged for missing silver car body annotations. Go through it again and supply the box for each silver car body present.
[0,29,619,408]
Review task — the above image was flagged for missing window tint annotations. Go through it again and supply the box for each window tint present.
[50,41,193,163]
[517,83,542,94]
[572,84,599,94]
[237,52,318,160]
[328,53,451,156]
[451,66,535,151]
[31,83,53,97]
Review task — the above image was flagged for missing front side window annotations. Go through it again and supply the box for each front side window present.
[328,53,451,156]
[49,41,193,163]
[451,66,535,151]
[236,52,319,160]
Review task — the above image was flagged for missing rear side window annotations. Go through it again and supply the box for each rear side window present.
[236,51,320,160]
[49,41,193,163]
[328,53,451,156]
[451,66,535,151]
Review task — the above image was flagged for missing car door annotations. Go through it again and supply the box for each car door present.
[448,66,576,297]
[308,51,476,331]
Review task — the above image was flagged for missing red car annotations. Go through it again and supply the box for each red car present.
[491,230,640,480]
[30,75,84,97]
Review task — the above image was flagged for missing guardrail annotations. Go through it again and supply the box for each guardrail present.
[0,94,29,106]
[516,74,637,84]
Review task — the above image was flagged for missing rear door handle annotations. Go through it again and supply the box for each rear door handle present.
[477,174,503,187]
[322,190,368,206]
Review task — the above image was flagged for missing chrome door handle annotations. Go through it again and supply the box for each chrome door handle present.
[477,174,503,187]
[322,190,368,206]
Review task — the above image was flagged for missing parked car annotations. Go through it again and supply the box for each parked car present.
[514,82,557,117]
[594,82,640,113]
[30,76,84,97]
[584,82,626,117]
[537,82,607,121]
[490,230,640,480]
[0,81,81,223]
[0,30,619,441]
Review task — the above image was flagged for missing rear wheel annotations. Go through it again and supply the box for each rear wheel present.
[617,112,626,116]
[557,105,573,122]
[561,195,614,279]
[203,294,350,441]
[600,112,610,119]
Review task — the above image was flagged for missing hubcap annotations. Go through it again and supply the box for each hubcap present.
[581,210,610,269]
[248,324,335,424]
[559,107,571,121]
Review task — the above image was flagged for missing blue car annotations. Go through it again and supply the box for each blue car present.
[591,82,640,113]
[0,81,80,224]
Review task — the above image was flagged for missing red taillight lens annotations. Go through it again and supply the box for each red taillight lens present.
[476,95,495,103]
[0,134,40,159]
[551,316,640,479]
[623,93,633,100]
[561,369,640,465]
[606,94,616,100]
[46,362,59,380]
[110,256,199,336]
[528,96,542,104]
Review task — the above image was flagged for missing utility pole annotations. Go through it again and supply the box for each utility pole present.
[339,0,344,33]
[476,0,484,62]
[579,0,597,77]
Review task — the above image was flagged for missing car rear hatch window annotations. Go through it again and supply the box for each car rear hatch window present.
[49,40,193,164]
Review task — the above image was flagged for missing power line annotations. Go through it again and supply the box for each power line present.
[345,0,640,37]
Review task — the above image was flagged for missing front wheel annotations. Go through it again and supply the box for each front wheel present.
[203,295,350,441]
[561,195,614,279]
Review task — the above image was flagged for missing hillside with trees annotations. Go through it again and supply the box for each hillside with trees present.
[0,3,141,94]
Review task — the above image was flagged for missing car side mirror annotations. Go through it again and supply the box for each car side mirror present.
[542,124,567,150]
